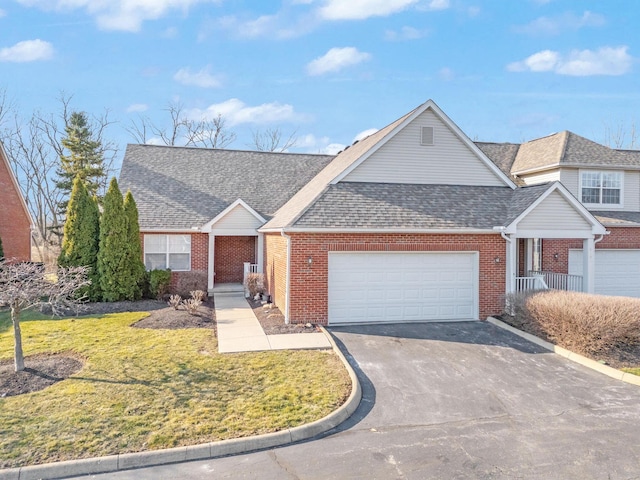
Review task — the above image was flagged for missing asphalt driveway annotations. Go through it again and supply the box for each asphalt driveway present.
[80,322,640,479]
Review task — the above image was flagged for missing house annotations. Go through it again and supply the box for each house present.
[478,132,640,298]
[0,142,32,262]
[120,100,617,325]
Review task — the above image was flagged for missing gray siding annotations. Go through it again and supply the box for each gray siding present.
[213,204,263,230]
[562,168,640,212]
[517,191,591,231]
[342,109,505,186]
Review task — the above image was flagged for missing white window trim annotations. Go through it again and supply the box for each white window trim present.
[144,234,192,272]
[578,169,624,210]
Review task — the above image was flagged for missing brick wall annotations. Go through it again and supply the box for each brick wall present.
[542,227,640,273]
[264,233,288,312]
[266,232,506,325]
[0,153,31,261]
[214,236,256,283]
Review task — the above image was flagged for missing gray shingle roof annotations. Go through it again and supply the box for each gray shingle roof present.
[510,131,640,174]
[293,182,551,230]
[592,211,640,227]
[119,144,334,230]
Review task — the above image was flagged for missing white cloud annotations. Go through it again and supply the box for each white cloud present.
[0,9,6,18]
[16,0,220,32]
[354,128,378,142]
[514,11,605,36]
[126,103,148,113]
[306,47,371,76]
[318,0,420,20]
[425,0,449,11]
[384,26,428,41]
[508,46,632,76]
[0,39,54,62]
[437,66,455,81]
[173,66,222,88]
[186,98,302,126]
[322,143,345,155]
[203,11,319,40]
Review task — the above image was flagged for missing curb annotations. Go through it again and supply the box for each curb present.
[486,316,640,387]
[0,329,362,480]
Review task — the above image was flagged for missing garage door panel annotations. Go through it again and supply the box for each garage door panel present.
[329,252,478,324]
[569,249,640,298]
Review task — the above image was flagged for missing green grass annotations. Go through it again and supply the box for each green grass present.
[622,367,640,376]
[0,310,351,468]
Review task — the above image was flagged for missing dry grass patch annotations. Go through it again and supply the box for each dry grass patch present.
[0,309,351,469]
[505,290,640,369]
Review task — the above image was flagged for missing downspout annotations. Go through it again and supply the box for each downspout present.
[280,228,291,325]
[494,226,513,295]
[594,233,606,245]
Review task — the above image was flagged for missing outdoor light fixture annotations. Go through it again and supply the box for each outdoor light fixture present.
[494,256,500,263]
[307,256,313,266]
[553,253,559,260]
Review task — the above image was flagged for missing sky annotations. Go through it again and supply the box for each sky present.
[1,0,639,171]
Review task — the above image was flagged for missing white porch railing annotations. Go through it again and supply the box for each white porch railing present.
[243,262,260,298]
[515,275,548,292]
[527,270,583,292]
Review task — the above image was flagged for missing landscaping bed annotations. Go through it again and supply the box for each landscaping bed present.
[0,307,351,469]
[500,290,640,372]
[247,297,319,335]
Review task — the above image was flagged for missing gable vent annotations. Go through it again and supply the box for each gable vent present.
[421,126,434,145]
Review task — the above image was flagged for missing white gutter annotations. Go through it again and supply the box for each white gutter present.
[280,228,291,325]
[259,227,498,234]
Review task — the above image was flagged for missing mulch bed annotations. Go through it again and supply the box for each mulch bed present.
[497,314,640,370]
[0,354,84,397]
[131,298,216,332]
[247,297,319,335]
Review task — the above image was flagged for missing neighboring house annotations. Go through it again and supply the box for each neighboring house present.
[120,100,617,325]
[478,131,640,298]
[0,142,32,262]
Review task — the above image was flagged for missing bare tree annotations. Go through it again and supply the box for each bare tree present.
[603,120,639,150]
[249,127,298,152]
[0,92,118,263]
[0,260,89,372]
[127,101,236,149]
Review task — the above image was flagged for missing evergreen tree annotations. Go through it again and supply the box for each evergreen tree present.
[56,111,106,214]
[0,234,4,260]
[58,176,101,300]
[122,191,146,300]
[97,178,128,302]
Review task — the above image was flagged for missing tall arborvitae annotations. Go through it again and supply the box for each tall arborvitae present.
[0,234,4,260]
[58,176,101,300]
[56,111,106,214]
[97,177,128,302]
[122,191,146,300]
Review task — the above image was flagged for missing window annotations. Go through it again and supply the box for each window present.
[580,171,622,206]
[144,234,191,271]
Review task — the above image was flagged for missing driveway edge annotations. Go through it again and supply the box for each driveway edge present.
[0,328,362,480]
[487,316,640,387]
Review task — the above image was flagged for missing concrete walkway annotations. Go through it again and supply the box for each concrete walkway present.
[214,289,331,353]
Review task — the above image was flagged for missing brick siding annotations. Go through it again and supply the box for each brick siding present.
[0,154,31,261]
[265,232,506,325]
[214,235,256,283]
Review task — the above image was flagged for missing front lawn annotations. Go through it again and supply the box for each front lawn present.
[0,310,351,469]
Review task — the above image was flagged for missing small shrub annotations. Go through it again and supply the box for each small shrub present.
[244,273,265,298]
[168,294,182,310]
[190,290,206,302]
[508,290,640,356]
[183,297,202,315]
[149,269,172,300]
[175,270,207,297]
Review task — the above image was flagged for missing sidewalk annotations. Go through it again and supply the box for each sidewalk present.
[214,291,331,353]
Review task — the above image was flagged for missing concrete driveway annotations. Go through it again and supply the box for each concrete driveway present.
[80,322,640,479]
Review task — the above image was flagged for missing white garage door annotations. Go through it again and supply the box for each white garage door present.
[569,249,640,298]
[328,252,478,324]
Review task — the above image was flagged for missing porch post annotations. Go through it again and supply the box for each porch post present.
[506,234,517,294]
[208,234,215,292]
[256,233,264,273]
[583,237,595,293]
